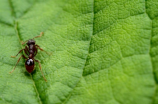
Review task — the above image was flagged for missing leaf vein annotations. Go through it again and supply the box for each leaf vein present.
[61,0,95,103]
[145,0,157,103]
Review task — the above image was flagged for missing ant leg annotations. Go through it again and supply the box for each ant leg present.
[34,59,47,82]
[33,32,44,39]
[11,48,25,58]
[35,45,51,55]
[34,47,38,57]
[10,55,27,73]
[24,46,29,55]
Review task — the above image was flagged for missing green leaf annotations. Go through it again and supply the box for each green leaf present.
[0,0,157,104]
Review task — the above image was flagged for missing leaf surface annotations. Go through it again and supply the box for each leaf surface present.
[0,0,157,104]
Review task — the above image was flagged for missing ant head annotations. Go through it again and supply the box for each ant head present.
[27,39,35,45]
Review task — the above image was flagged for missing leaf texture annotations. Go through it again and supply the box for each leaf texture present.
[0,0,157,104]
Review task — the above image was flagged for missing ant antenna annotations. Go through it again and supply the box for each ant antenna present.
[21,40,28,45]
[33,32,44,39]
[21,32,44,45]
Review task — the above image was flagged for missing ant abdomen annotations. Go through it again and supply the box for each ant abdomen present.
[25,59,34,73]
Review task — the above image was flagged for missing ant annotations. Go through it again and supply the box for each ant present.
[10,32,48,82]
